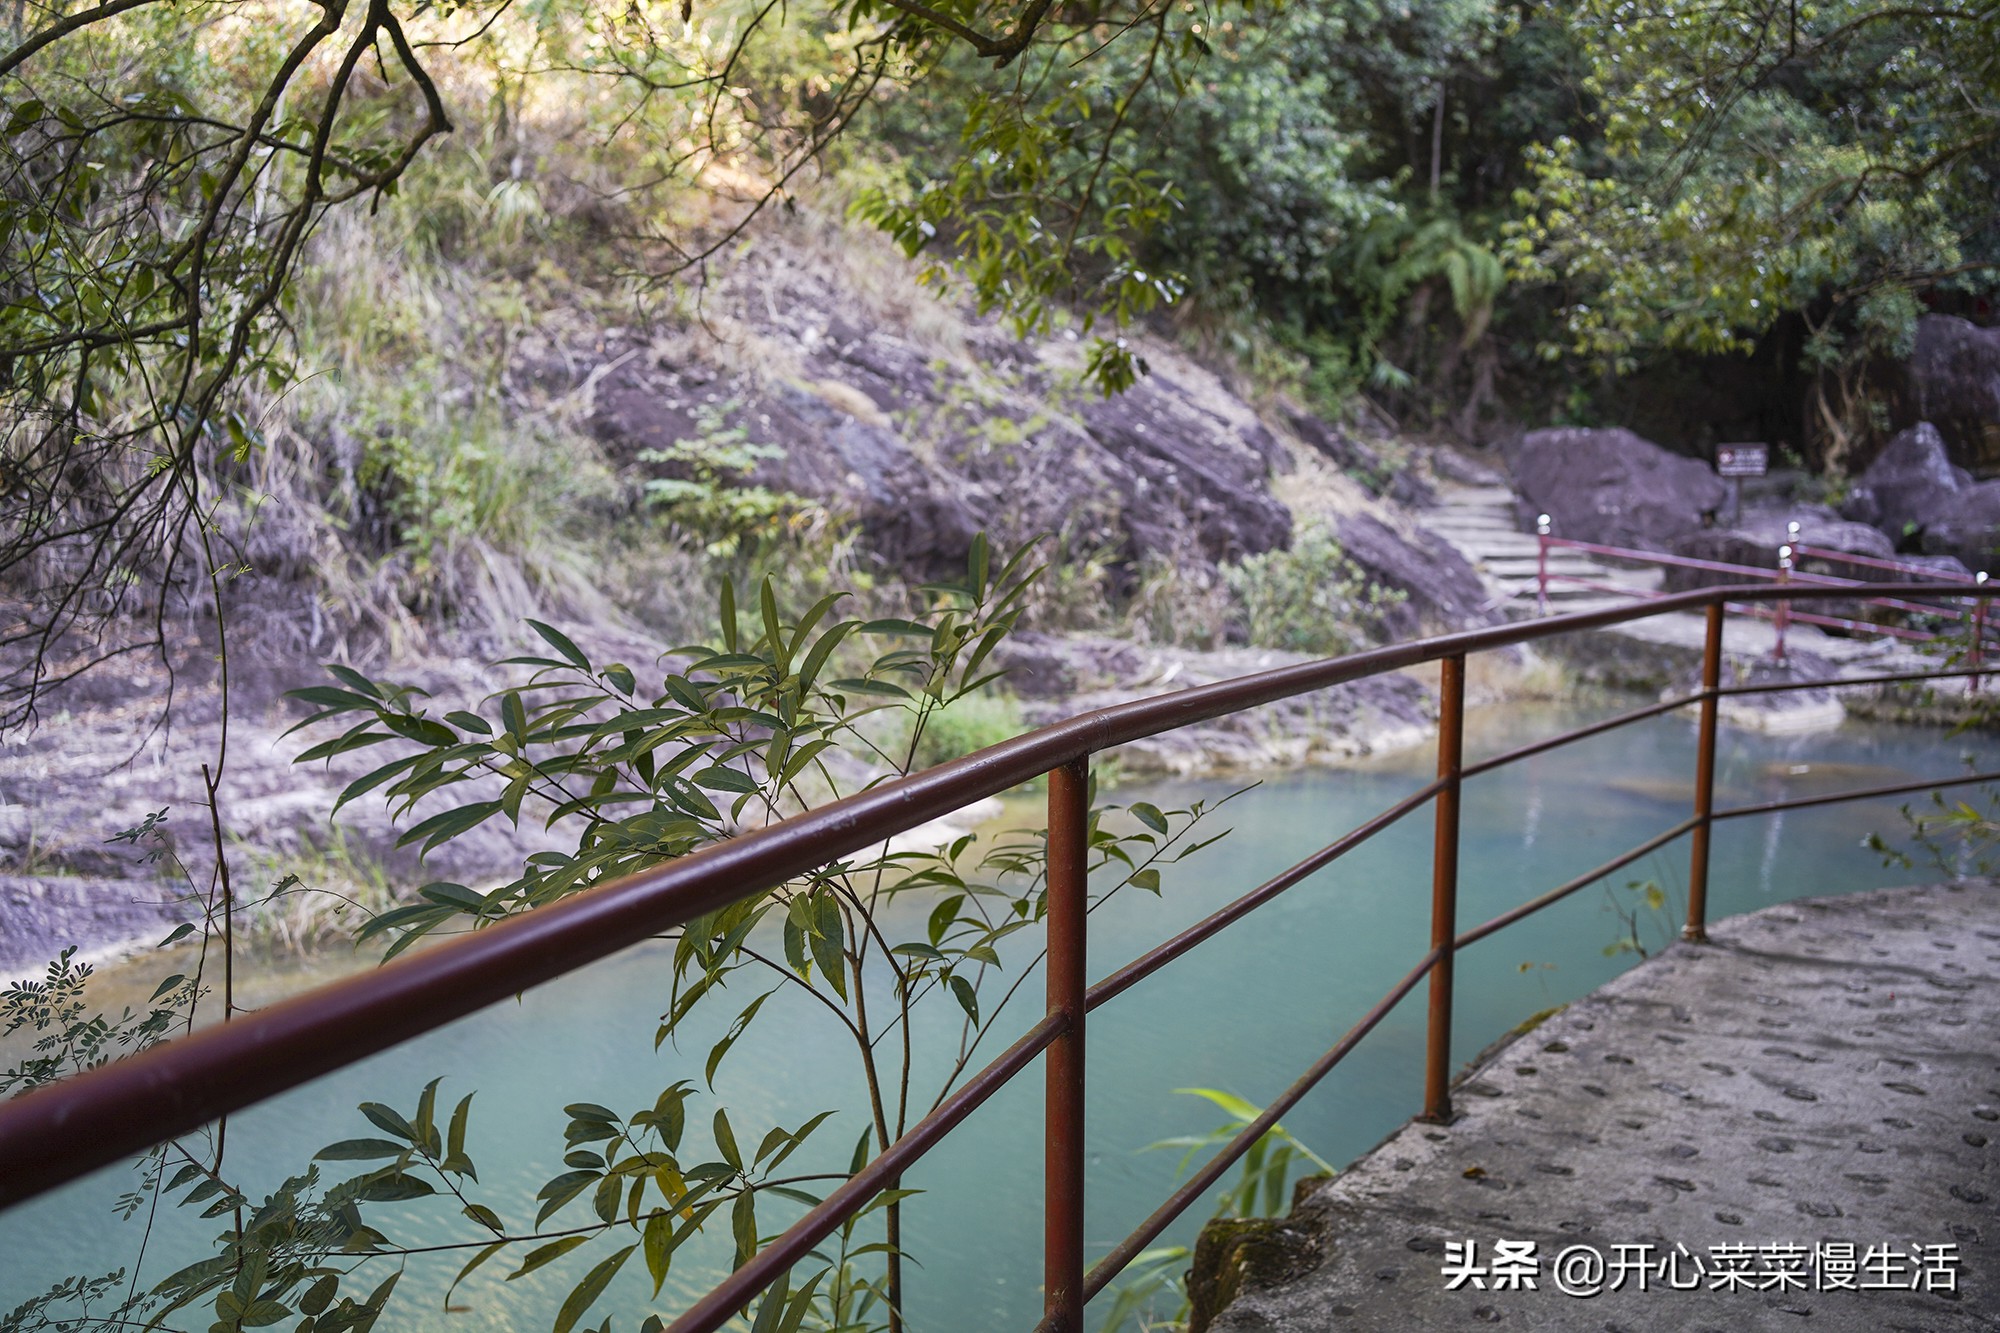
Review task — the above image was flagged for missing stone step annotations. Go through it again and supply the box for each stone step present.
[1425,521,1532,537]
[1446,539,1545,558]
[1481,556,1609,575]
[1434,485,1516,505]
[1488,569,1662,589]
[1429,513,1517,526]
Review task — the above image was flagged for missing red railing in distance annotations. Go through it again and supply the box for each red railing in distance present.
[3,584,2000,1333]
[1531,517,1992,666]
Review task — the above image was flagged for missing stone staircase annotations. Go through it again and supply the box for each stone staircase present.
[1418,484,1664,616]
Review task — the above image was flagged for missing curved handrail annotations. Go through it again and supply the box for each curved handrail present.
[1,581,1996,1319]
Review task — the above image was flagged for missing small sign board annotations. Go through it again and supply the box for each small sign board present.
[1716,444,1768,478]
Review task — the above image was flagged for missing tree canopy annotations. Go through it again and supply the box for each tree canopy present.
[1,0,1997,720]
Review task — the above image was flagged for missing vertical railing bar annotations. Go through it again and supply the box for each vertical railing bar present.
[1684,601,1723,943]
[1773,544,1792,662]
[1973,574,1988,696]
[1044,757,1090,1333]
[1536,513,1551,615]
[1422,653,1466,1124]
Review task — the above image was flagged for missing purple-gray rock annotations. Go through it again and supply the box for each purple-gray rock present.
[1663,505,1893,591]
[1922,480,2000,574]
[583,333,1292,581]
[1079,379,1295,566]
[1900,315,2000,471]
[1840,421,1970,542]
[1505,427,1726,550]
[1333,512,1494,637]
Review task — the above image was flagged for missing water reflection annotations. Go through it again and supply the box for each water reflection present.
[0,700,1984,1333]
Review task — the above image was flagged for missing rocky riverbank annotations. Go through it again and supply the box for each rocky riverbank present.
[0,214,1505,980]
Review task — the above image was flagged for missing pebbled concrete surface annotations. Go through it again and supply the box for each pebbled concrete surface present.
[1207,882,2000,1332]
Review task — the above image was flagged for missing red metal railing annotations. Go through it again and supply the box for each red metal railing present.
[1532,516,1991,667]
[3,584,1999,1333]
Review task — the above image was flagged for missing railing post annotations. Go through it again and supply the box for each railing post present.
[1044,757,1090,1333]
[1422,653,1467,1124]
[1536,514,1551,615]
[1773,543,1793,662]
[1973,573,1988,696]
[1684,601,1723,943]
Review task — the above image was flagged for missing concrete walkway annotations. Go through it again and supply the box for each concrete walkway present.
[1203,882,2000,1332]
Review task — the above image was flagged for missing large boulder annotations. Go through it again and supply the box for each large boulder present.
[1504,427,1726,550]
[1900,315,2000,472]
[1078,378,1295,566]
[1333,512,1494,636]
[1923,481,2000,574]
[1840,421,1969,543]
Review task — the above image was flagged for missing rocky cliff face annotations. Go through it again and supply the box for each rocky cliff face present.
[572,234,1298,587]
[4,214,1493,977]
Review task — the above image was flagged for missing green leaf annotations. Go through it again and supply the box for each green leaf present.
[448,1093,475,1161]
[759,578,784,667]
[314,1139,410,1162]
[333,754,425,814]
[828,678,911,698]
[553,1243,633,1333]
[948,974,979,1025]
[761,1110,835,1174]
[592,1172,623,1223]
[299,1276,338,1316]
[397,800,504,857]
[463,1203,504,1233]
[713,1109,742,1172]
[536,1170,603,1226]
[419,881,487,913]
[526,619,591,670]
[783,913,809,977]
[776,1270,826,1333]
[446,1241,509,1308]
[719,578,739,652]
[796,620,855,697]
[286,685,376,712]
[358,1103,417,1142]
[693,765,759,793]
[1129,802,1170,834]
[730,1189,757,1267]
[1176,1087,1259,1122]
[663,776,721,822]
[810,894,846,1001]
[749,1271,790,1333]
[638,1210,678,1298]
[704,989,773,1087]
[507,1236,589,1280]
[352,1170,435,1202]
[927,894,963,947]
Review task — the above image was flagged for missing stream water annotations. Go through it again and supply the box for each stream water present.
[0,698,1987,1331]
